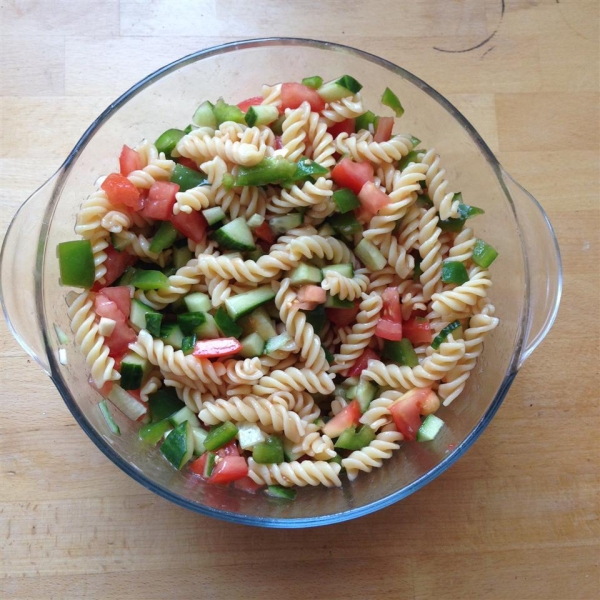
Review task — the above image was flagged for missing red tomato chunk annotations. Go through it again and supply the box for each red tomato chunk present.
[280,82,325,112]
[192,338,242,359]
[119,145,143,176]
[331,158,374,195]
[101,173,141,210]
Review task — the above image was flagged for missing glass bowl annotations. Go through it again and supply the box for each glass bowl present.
[0,38,562,528]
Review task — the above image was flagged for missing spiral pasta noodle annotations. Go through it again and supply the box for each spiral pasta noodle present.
[422,149,460,221]
[431,267,492,316]
[342,431,403,480]
[334,132,416,164]
[306,112,336,168]
[321,268,370,301]
[252,367,335,396]
[418,206,444,301]
[281,102,311,161]
[247,458,342,488]
[321,93,365,126]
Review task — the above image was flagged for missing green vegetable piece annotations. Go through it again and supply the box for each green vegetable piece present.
[139,419,172,445]
[252,436,284,464]
[324,347,334,364]
[265,485,297,500]
[270,115,285,136]
[155,128,185,158]
[332,188,361,213]
[99,400,120,435]
[409,135,421,147]
[244,105,279,127]
[144,312,163,338]
[432,320,462,350]
[335,425,376,451]
[355,110,378,132]
[192,100,217,129]
[302,75,323,89]
[57,240,95,288]
[441,261,469,285]
[213,98,245,125]
[416,194,433,209]
[304,304,327,335]
[412,252,423,282]
[289,157,329,184]
[417,414,445,442]
[328,454,343,467]
[181,334,196,355]
[382,339,418,367]
[214,306,243,338]
[177,311,208,336]
[148,388,184,422]
[204,421,239,451]
[439,216,466,232]
[381,87,405,117]
[170,164,209,191]
[130,269,170,290]
[472,239,498,268]
[328,212,362,241]
[149,221,178,254]
[203,452,217,478]
[117,266,136,286]
[398,150,424,171]
[234,157,297,187]
[160,420,193,470]
[324,294,354,309]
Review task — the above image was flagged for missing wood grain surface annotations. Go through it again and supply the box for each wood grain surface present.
[1,1,598,599]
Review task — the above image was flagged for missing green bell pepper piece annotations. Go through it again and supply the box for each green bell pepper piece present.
[57,240,95,288]
[204,421,238,451]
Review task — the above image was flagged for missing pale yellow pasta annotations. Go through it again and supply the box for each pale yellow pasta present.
[321,268,370,301]
[269,390,320,423]
[281,102,311,161]
[261,83,282,107]
[127,155,175,189]
[419,206,444,301]
[173,185,214,215]
[321,93,365,126]
[247,458,342,488]
[306,112,335,167]
[431,266,492,316]
[334,132,416,164]
[252,367,335,396]
[292,424,336,460]
[342,431,403,481]
[266,177,333,214]
[223,358,264,385]
[448,227,476,263]
[140,371,162,402]
[287,235,356,266]
[422,149,460,221]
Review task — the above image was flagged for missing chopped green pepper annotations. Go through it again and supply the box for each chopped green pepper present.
[265,485,297,500]
[382,339,419,367]
[214,306,243,338]
[130,269,170,290]
[155,128,185,158]
[398,150,425,171]
[332,188,361,213]
[355,110,378,132]
[99,400,120,436]
[234,157,297,187]
[252,436,284,464]
[204,421,238,451]
[170,164,209,191]
[139,419,172,445]
[301,75,323,89]
[328,212,363,241]
[57,240,95,288]
[213,98,245,125]
[335,425,376,451]
[149,221,178,254]
[381,87,405,118]
[441,261,469,285]
[472,239,498,268]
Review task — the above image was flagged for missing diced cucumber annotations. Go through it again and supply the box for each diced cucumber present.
[181,334,196,355]
[99,400,120,435]
[191,427,208,455]
[214,306,243,338]
[202,206,226,226]
[289,263,323,286]
[160,420,194,470]
[322,263,354,278]
[472,238,498,268]
[213,217,256,251]
[119,351,151,390]
[317,223,335,237]
[239,306,277,341]
[139,419,172,445]
[355,380,378,413]
[130,299,160,331]
[355,238,387,271]
[159,322,184,349]
[431,320,462,350]
[225,286,277,320]
[204,421,239,451]
[246,214,265,229]
[183,292,211,313]
[334,424,375,451]
[149,221,178,254]
[144,313,162,338]
[382,339,418,367]
[110,231,132,251]
[178,311,220,339]
[265,485,297,500]
[317,75,363,102]
[131,270,170,291]
[246,246,265,261]
[107,385,147,421]
[169,406,201,428]
[264,332,293,355]
[192,100,217,129]
[252,436,284,464]
[196,312,220,340]
[239,332,265,358]
[173,244,192,270]
[148,388,184,422]
[324,294,354,308]
[203,452,217,478]
[328,212,362,241]
[417,414,445,442]
[269,213,303,234]
[237,422,266,450]
[304,304,326,335]
[245,104,279,127]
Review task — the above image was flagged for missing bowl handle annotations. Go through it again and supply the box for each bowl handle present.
[501,171,563,368]
[0,174,59,374]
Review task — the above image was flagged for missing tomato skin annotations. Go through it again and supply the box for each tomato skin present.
[375,318,403,341]
[382,287,402,322]
[389,388,432,441]
[297,285,326,305]
[346,349,380,377]
[374,116,394,143]
[325,301,360,327]
[274,136,283,150]
[94,294,122,321]
[192,338,242,359]
[208,456,248,484]
[237,96,264,112]
[322,399,362,438]
[106,319,137,357]
[358,181,390,214]
[233,476,263,494]
[280,82,326,112]
[99,286,131,319]
[217,441,240,457]
[102,245,137,287]
[189,454,208,477]
[119,145,143,176]
[254,221,275,244]
[328,118,355,138]
[177,157,200,172]
[101,173,142,209]
[331,158,374,195]
[170,210,207,244]
[402,317,433,345]
[139,181,179,221]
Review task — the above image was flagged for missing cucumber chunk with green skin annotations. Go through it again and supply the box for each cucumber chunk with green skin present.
[139,419,172,445]
[383,339,419,367]
[441,261,469,285]
[355,379,379,413]
[355,110,378,133]
[155,128,185,158]
[328,212,362,241]
[431,320,462,350]
[332,188,361,213]
[304,304,327,336]
[322,263,354,278]
[169,406,201,428]
[130,269,170,291]
[173,245,192,269]
[192,100,217,129]
[252,436,284,464]
[265,485,297,500]
[355,238,387,271]
[417,414,445,442]
[160,420,194,470]
[301,75,323,89]
[183,292,211,313]
[148,388,184,422]
[472,238,498,268]
[213,217,256,251]
[237,422,266,450]
[245,104,279,127]
[107,385,147,421]
[144,310,163,337]
[119,351,151,390]
[246,214,265,229]
[181,334,196,355]
[214,306,243,338]
[335,424,376,451]
[170,164,209,191]
[149,221,178,253]
[202,452,217,478]
[177,311,207,336]
[269,213,303,234]
[159,322,184,349]
[225,286,277,320]
[202,206,226,226]
[239,332,265,358]
[264,332,293,355]
[204,421,238,451]
[289,263,323,286]
[99,400,120,435]
[213,98,245,125]
[317,75,363,102]
[381,87,405,118]
[239,307,277,341]
[324,294,355,308]
[191,427,208,455]
[57,240,95,288]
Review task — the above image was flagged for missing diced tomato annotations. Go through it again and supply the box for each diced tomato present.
[374,116,394,143]
[375,318,403,341]
[402,317,433,345]
[192,338,242,359]
[101,173,142,210]
[102,245,137,288]
[254,221,275,244]
[328,118,355,138]
[297,285,326,305]
[119,145,143,176]
[331,158,374,195]
[382,287,402,322]
[236,96,264,112]
[189,453,209,477]
[346,348,380,378]
[274,136,283,150]
[94,294,122,321]
[139,181,179,221]
[100,286,131,319]
[89,377,114,397]
[280,82,326,112]
[389,388,432,441]
[170,209,207,244]
[322,399,362,438]
[325,301,360,327]
[208,456,248,485]
[358,181,390,214]
[217,441,240,457]
[177,157,200,171]
[354,205,373,224]
[233,476,263,494]
[256,239,272,254]
[105,319,137,357]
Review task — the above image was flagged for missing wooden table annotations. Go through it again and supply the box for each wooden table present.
[1,1,598,598]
